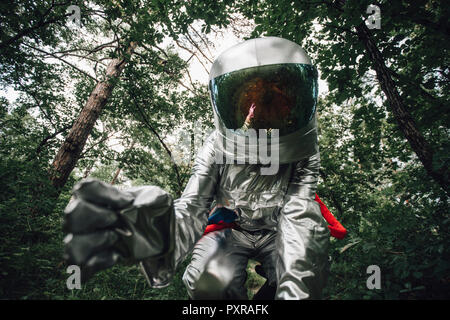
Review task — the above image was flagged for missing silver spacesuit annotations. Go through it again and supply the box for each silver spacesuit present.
[63,37,330,300]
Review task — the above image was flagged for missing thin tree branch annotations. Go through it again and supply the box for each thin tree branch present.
[0,1,72,50]
[22,43,98,82]
[51,40,118,57]
[129,94,183,196]
[174,39,210,74]
[189,25,213,57]
[79,131,117,159]
[35,124,72,155]
[184,32,213,64]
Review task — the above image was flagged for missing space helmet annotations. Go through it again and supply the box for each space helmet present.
[209,36,319,164]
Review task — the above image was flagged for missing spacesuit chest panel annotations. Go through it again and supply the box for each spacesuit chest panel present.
[215,162,295,230]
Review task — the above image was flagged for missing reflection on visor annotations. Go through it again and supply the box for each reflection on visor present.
[210,63,318,136]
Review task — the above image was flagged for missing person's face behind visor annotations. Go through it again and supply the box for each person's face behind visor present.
[210,63,318,137]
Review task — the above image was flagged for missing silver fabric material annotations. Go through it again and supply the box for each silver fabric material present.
[209,36,312,80]
[62,180,176,284]
[182,228,277,300]
[177,138,329,299]
[275,152,330,299]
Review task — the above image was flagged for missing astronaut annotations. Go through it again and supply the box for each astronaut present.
[63,37,331,300]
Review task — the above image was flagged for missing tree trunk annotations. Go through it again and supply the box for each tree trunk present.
[354,23,448,193]
[49,42,137,193]
[333,0,448,193]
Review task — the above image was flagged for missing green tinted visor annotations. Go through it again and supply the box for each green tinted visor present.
[209,63,318,137]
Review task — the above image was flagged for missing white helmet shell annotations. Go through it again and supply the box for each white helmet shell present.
[209,37,312,80]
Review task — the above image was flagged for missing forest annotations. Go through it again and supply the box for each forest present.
[0,0,448,300]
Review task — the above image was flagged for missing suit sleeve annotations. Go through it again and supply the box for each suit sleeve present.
[123,133,220,288]
[275,152,330,299]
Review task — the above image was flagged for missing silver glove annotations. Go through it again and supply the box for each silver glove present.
[63,179,175,283]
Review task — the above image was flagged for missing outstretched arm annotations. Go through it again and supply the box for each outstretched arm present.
[63,133,220,287]
[139,133,220,287]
